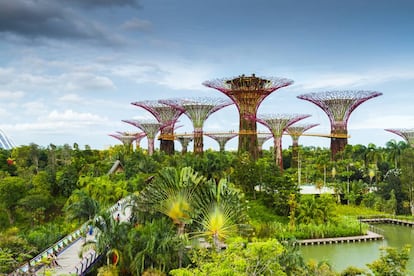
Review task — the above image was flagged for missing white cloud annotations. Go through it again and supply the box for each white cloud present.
[58,93,84,103]
[0,90,25,99]
[120,18,152,31]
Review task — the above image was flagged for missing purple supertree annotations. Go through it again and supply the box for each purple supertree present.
[131,100,184,154]
[203,74,293,159]
[297,90,382,159]
[160,97,233,155]
[285,123,319,168]
[175,134,193,154]
[385,128,414,147]
[205,132,238,152]
[252,114,311,171]
[109,132,146,152]
[122,119,162,155]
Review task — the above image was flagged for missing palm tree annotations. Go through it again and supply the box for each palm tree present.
[64,189,100,222]
[386,139,408,168]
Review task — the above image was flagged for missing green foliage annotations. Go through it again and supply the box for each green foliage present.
[0,176,27,224]
[366,245,411,276]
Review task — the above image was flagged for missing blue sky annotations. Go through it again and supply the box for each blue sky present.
[0,0,413,151]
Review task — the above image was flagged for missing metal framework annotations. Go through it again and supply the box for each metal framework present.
[385,128,414,147]
[122,119,162,155]
[285,123,319,168]
[253,113,311,171]
[0,128,15,149]
[160,97,233,155]
[175,134,194,154]
[109,132,146,152]
[205,132,238,152]
[203,74,293,159]
[297,90,382,159]
[131,100,184,154]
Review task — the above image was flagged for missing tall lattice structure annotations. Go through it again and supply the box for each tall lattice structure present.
[175,134,193,154]
[385,128,414,147]
[297,90,382,159]
[203,74,293,159]
[122,119,162,155]
[257,133,273,155]
[253,114,311,171]
[160,97,233,155]
[205,132,238,152]
[109,132,145,152]
[131,101,184,154]
[285,123,319,168]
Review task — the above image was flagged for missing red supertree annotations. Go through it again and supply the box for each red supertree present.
[205,132,238,152]
[122,119,162,155]
[131,101,184,154]
[160,97,233,155]
[175,134,193,154]
[109,132,145,152]
[285,123,319,168]
[385,128,414,147]
[297,90,382,159]
[203,74,293,159]
[252,114,311,171]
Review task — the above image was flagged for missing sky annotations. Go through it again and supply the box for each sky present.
[0,0,413,151]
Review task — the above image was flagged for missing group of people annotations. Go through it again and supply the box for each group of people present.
[47,252,61,268]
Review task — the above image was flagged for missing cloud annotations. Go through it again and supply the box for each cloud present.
[0,90,25,100]
[65,0,141,9]
[0,0,125,44]
[58,93,84,103]
[120,18,152,31]
[350,114,414,130]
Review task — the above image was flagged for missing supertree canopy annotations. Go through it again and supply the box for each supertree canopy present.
[122,119,162,155]
[109,132,145,152]
[285,123,319,168]
[297,90,382,159]
[203,74,293,159]
[131,100,184,155]
[253,113,311,171]
[160,97,233,155]
[385,128,414,147]
[205,132,238,152]
[175,134,193,154]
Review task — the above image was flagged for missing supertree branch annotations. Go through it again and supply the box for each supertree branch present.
[131,100,185,154]
[385,128,414,146]
[160,97,233,155]
[252,113,311,171]
[205,132,238,152]
[203,74,294,159]
[297,90,382,159]
[122,119,162,155]
[285,123,319,168]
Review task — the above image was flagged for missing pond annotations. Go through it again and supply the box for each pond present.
[300,224,414,272]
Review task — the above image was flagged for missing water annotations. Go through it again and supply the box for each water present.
[300,224,414,272]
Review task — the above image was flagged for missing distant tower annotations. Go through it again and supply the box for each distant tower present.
[0,128,16,149]
[175,134,193,154]
[205,132,238,152]
[203,74,293,159]
[122,120,162,155]
[109,132,146,152]
[253,114,311,171]
[131,101,184,154]
[257,132,273,155]
[297,90,382,159]
[385,128,414,147]
[160,97,233,155]
[285,123,319,168]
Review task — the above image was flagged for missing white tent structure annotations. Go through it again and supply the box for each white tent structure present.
[0,128,16,149]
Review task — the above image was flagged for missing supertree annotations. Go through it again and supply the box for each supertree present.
[109,132,145,152]
[203,74,293,159]
[256,132,273,156]
[252,114,311,171]
[385,128,414,147]
[122,119,162,155]
[117,131,146,150]
[160,97,233,155]
[205,132,238,152]
[297,90,382,159]
[285,123,319,168]
[175,134,193,154]
[131,100,184,154]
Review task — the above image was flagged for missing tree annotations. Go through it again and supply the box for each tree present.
[0,176,26,224]
[64,189,100,222]
[366,245,411,276]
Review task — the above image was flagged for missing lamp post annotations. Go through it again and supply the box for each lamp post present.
[346,163,353,205]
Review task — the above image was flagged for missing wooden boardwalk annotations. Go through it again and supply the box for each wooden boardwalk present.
[299,230,383,246]
[359,217,414,227]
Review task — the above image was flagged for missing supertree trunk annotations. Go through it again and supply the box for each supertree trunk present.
[273,136,283,170]
[331,123,348,159]
[239,109,259,158]
[193,128,204,155]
